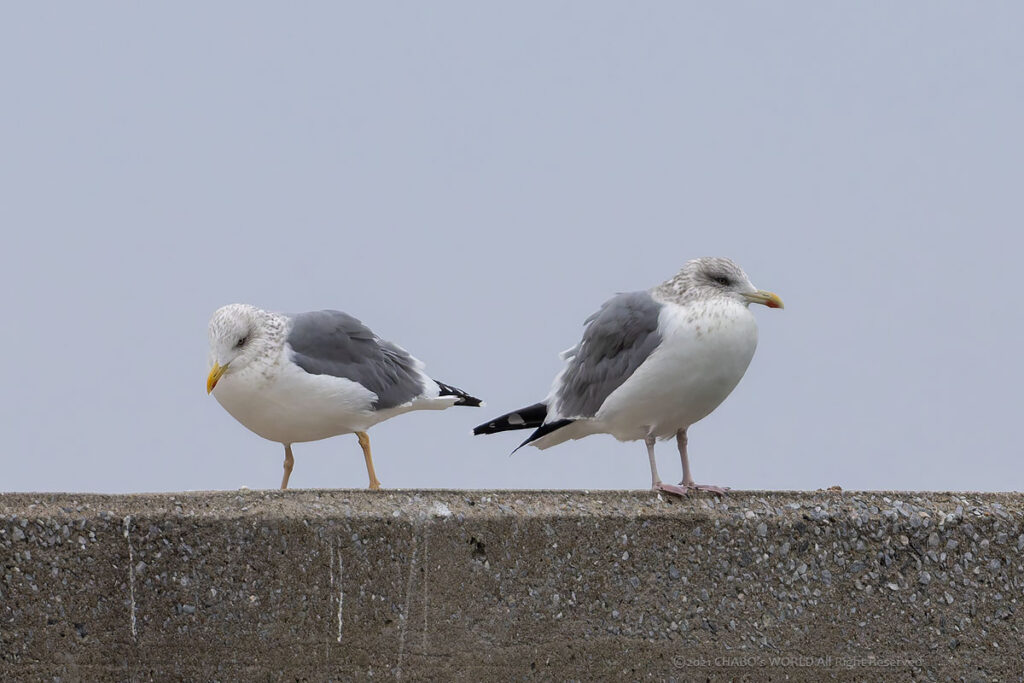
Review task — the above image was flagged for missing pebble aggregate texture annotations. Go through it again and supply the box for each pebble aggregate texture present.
[1,490,1022,682]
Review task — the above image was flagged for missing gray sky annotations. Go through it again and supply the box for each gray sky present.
[2,3,1021,493]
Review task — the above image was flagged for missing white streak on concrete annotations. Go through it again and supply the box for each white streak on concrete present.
[123,515,137,640]
[329,539,344,644]
[395,533,419,680]
[422,531,429,651]
[336,548,344,644]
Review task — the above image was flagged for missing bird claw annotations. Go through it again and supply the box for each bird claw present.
[654,482,729,497]
[654,483,690,497]
[686,483,730,495]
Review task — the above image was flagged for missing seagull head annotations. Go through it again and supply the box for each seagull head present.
[679,257,784,309]
[207,303,267,393]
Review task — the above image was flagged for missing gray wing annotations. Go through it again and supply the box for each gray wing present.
[555,291,663,418]
[286,310,426,410]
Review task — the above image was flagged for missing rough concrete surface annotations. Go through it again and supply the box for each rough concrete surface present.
[1,489,1022,681]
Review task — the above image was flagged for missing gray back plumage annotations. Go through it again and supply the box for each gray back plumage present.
[286,310,425,410]
[556,291,663,418]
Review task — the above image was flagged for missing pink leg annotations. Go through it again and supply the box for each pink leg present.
[676,429,729,495]
[646,434,690,497]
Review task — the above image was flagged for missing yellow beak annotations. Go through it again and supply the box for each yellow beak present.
[207,362,227,394]
[744,290,785,309]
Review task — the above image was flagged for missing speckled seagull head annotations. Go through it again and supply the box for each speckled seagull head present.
[206,303,282,392]
[655,257,784,309]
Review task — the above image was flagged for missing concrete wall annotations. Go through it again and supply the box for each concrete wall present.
[1,490,1021,681]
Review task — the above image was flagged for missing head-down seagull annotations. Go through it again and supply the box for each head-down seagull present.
[208,304,481,490]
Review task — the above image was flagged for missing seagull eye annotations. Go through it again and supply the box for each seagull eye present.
[713,276,731,286]
[236,336,248,348]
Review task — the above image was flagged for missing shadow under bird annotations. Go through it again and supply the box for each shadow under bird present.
[207,304,482,489]
[474,257,783,496]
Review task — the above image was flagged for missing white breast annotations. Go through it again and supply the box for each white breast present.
[212,346,380,444]
[595,298,759,441]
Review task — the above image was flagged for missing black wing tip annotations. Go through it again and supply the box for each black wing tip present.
[435,380,483,407]
[473,417,515,435]
[520,418,574,448]
[473,402,548,436]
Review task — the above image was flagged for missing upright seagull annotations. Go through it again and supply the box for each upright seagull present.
[207,304,482,490]
[474,257,783,496]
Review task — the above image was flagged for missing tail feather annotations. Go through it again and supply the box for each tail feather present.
[435,380,483,407]
[514,418,575,452]
[473,402,547,435]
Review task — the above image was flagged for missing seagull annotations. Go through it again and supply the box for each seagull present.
[207,304,482,490]
[473,257,783,496]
